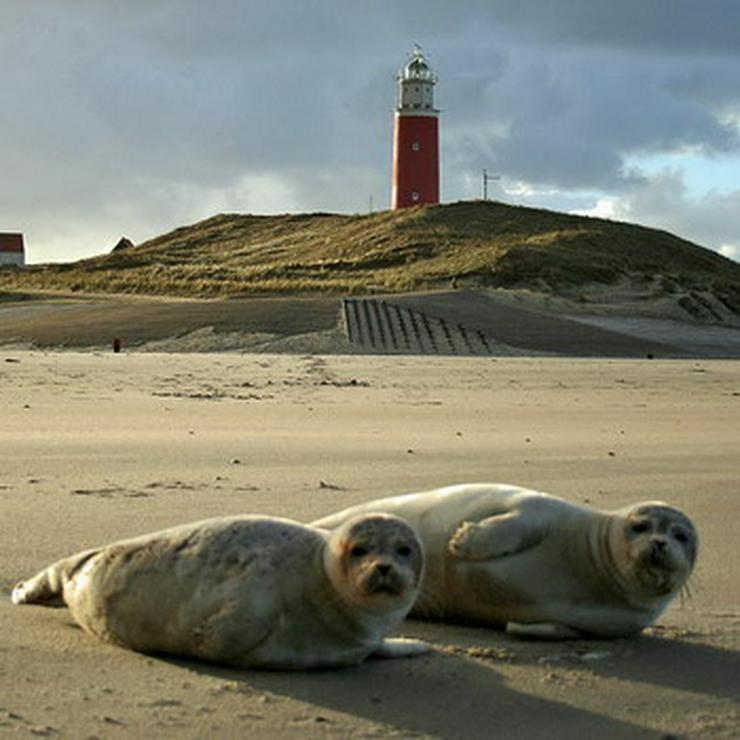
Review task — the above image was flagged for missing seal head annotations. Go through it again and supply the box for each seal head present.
[612,501,698,600]
[325,513,425,616]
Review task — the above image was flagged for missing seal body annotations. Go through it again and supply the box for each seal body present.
[12,514,429,669]
[314,484,698,638]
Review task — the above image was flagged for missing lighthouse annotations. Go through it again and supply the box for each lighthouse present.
[392,46,440,209]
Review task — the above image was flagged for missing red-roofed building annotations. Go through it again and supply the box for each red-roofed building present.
[0,233,25,267]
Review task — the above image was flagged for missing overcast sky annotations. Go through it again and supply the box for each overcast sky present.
[3,0,740,264]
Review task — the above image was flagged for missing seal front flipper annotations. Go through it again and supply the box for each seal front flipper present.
[188,602,276,665]
[371,637,432,659]
[506,622,583,640]
[447,512,545,561]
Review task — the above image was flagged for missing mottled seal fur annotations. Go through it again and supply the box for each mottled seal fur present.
[12,514,429,669]
[314,484,698,638]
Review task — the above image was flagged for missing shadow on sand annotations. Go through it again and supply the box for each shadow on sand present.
[159,620,739,739]
[174,656,650,740]
[417,620,740,701]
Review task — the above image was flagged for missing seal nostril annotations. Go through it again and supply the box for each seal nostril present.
[376,564,391,576]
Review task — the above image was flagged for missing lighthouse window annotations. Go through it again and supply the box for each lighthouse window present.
[412,141,420,151]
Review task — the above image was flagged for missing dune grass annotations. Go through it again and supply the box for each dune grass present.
[2,201,739,312]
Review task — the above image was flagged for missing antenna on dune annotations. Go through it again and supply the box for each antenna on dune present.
[482,169,501,200]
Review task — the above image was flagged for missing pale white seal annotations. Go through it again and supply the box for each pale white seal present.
[314,484,698,639]
[12,514,430,669]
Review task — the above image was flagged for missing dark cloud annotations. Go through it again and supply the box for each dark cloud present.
[404,0,740,56]
[443,45,740,190]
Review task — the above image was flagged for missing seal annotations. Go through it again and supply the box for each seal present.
[12,513,430,669]
[314,484,698,638]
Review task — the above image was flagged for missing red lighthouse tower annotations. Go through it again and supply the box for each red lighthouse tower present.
[392,46,440,209]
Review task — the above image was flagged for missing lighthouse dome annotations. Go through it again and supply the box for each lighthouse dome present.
[396,46,438,112]
[401,48,436,82]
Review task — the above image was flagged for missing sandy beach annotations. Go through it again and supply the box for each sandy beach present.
[1,350,739,738]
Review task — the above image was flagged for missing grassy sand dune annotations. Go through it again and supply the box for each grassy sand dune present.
[2,202,739,315]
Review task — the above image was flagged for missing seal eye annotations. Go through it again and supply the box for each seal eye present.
[674,530,689,544]
[396,545,412,558]
[350,545,368,558]
[631,521,650,534]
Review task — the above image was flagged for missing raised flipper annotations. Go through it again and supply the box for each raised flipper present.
[506,622,583,640]
[447,512,546,561]
[371,637,432,659]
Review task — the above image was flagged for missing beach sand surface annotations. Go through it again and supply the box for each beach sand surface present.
[1,351,738,738]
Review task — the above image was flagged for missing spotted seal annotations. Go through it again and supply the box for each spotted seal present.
[314,484,697,638]
[12,514,429,668]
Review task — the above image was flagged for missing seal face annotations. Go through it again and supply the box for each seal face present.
[12,514,430,669]
[327,514,425,612]
[313,484,699,639]
[617,502,698,598]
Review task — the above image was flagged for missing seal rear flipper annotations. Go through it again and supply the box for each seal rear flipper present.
[448,512,545,561]
[506,622,583,640]
[371,637,432,659]
[12,572,66,607]
[11,548,100,607]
